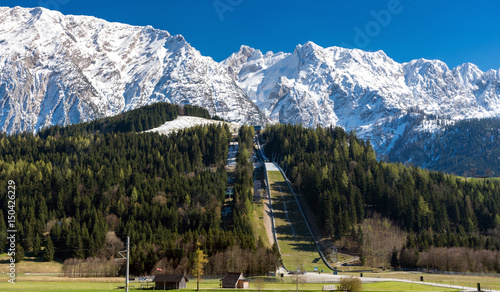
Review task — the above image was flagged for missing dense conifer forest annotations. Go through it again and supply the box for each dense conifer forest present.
[3,102,500,275]
[263,124,500,271]
[389,117,500,176]
[0,103,278,276]
[232,125,258,248]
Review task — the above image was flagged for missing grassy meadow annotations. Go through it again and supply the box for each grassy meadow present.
[267,170,330,272]
[0,275,463,291]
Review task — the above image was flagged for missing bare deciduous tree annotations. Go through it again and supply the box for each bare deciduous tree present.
[338,277,362,292]
[99,231,125,259]
[360,212,406,268]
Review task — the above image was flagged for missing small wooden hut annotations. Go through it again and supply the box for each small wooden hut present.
[221,272,248,289]
[154,274,188,290]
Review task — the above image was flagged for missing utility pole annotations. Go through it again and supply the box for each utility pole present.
[126,236,130,292]
[117,236,130,292]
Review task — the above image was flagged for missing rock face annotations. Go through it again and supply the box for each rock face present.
[223,42,500,154]
[2,6,500,164]
[0,6,265,134]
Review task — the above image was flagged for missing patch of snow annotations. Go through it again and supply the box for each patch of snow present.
[143,116,238,136]
[265,162,280,172]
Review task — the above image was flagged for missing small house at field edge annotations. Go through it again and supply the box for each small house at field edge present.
[154,274,188,290]
[221,272,249,289]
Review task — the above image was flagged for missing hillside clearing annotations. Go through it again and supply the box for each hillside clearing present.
[144,116,239,135]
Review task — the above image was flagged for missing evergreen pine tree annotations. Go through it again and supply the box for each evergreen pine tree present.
[24,224,34,252]
[44,237,55,262]
[88,235,96,258]
[0,210,7,249]
[14,243,25,263]
[33,233,42,257]
[359,248,366,266]
[390,246,400,269]
[75,236,85,259]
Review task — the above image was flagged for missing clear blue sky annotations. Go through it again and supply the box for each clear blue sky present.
[4,0,500,71]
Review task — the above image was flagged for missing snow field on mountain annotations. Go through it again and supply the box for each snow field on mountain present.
[144,116,239,136]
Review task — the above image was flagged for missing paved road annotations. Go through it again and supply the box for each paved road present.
[285,272,488,291]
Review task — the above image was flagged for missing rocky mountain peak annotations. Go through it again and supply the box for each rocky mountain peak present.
[0,6,266,134]
[223,41,500,155]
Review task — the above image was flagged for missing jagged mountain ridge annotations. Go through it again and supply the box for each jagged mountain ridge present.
[2,6,500,171]
[0,6,265,134]
[223,42,500,155]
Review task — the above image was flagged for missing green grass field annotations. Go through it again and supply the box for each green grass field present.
[0,276,461,292]
[0,281,123,291]
[0,255,63,274]
[267,170,330,272]
[250,199,272,248]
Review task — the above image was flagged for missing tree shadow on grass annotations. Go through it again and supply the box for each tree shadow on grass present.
[287,242,318,252]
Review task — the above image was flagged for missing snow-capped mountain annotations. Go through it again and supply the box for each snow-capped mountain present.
[2,6,500,165]
[223,42,500,154]
[0,6,265,134]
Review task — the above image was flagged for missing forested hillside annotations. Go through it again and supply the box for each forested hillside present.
[263,124,500,271]
[0,104,278,276]
[4,102,500,275]
[232,125,258,247]
[389,117,500,176]
[38,103,210,138]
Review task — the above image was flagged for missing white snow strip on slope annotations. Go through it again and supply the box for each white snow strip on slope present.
[265,162,280,172]
[143,116,239,135]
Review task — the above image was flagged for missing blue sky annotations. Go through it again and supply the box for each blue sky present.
[4,0,500,71]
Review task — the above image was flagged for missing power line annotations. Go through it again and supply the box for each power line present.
[116,236,130,292]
